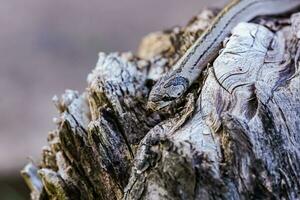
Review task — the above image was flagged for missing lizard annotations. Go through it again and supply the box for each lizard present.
[147,0,300,111]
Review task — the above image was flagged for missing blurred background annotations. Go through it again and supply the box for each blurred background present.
[0,0,226,198]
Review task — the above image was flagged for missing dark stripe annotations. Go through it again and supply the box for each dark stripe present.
[163,76,189,89]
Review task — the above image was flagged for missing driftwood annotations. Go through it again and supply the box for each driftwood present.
[21,9,300,200]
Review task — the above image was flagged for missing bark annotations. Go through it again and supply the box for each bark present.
[21,9,300,200]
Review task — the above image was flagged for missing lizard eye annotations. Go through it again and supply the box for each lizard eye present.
[168,85,184,98]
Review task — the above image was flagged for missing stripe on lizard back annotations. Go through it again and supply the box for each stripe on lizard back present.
[147,0,300,111]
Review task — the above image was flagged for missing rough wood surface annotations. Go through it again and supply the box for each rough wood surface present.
[21,9,300,200]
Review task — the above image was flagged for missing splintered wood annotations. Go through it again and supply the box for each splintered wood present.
[22,10,300,200]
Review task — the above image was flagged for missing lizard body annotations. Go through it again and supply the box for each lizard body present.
[147,0,300,111]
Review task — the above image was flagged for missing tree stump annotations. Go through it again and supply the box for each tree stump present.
[21,8,300,200]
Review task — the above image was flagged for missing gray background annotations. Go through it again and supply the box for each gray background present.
[0,0,226,198]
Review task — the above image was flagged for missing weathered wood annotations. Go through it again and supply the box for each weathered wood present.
[22,9,300,200]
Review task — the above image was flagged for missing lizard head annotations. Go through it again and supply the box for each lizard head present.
[147,72,189,111]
